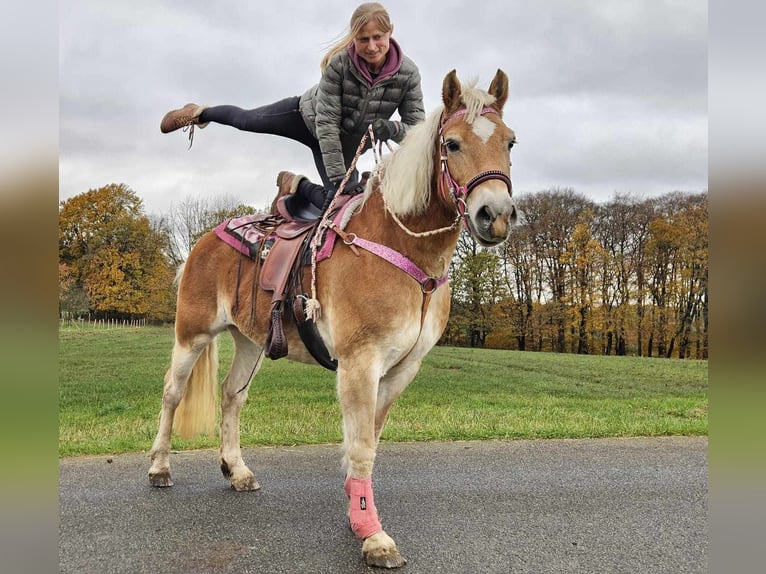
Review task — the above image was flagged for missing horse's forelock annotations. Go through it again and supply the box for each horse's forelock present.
[460,79,497,123]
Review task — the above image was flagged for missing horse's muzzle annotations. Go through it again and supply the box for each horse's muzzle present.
[466,185,517,246]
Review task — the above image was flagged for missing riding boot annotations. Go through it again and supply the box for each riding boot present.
[160,103,209,133]
[271,171,306,215]
[275,171,305,196]
[296,179,330,210]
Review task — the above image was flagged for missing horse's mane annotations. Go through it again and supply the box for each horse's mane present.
[364,78,497,217]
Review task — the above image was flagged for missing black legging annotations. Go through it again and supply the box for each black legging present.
[199,96,359,190]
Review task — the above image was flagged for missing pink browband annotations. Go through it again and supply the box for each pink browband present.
[438,106,513,216]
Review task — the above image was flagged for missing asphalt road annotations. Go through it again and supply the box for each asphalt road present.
[59,436,707,573]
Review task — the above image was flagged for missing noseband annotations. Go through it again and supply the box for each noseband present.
[438,107,513,218]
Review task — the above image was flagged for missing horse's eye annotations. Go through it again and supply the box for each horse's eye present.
[445,139,461,153]
[508,139,516,151]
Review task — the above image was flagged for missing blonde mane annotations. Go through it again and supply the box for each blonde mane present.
[365,79,497,217]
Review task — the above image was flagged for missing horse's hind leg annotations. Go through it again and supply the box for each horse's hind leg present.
[148,335,212,487]
[337,356,406,568]
[219,327,264,491]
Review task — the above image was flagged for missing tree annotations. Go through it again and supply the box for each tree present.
[522,188,596,352]
[474,188,706,357]
[158,194,259,265]
[562,212,604,354]
[59,183,175,321]
[670,193,708,358]
[594,194,651,355]
[500,221,536,350]
[447,231,506,347]
[59,262,89,319]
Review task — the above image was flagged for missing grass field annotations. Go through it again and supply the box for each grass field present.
[59,326,708,457]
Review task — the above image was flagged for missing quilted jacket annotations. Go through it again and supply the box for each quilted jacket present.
[299,39,425,182]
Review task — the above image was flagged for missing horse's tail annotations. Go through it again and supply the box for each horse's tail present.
[173,338,219,439]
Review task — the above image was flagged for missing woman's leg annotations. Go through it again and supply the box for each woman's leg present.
[199,96,316,144]
[202,97,336,190]
[340,135,362,186]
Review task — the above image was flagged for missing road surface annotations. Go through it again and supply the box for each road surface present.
[59,436,707,573]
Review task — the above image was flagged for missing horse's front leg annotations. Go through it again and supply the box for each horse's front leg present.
[375,358,423,442]
[337,358,407,569]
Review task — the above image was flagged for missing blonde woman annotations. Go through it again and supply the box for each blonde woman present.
[161,2,425,207]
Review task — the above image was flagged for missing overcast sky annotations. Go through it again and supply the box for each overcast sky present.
[59,0,707,216]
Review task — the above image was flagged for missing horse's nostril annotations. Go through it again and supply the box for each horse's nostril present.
[477,206,492,228]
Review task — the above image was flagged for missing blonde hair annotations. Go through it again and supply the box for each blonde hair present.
[320,3,393,72]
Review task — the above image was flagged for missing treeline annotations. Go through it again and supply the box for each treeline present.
[59,184,707,359]
[445,188,708,359]
[58,183,258,324]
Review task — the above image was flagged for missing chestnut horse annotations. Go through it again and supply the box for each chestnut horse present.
[148,69,517,568]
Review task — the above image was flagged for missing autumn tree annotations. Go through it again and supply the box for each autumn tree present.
[59,183,175,321]
[461,188,707,357]
[562,211,604,354]
[645,194,686,357]
[500,227,530,350]
[58,262,89,320]
[594,194,651,355]
[669,193,708,358]
[522,188,596,352]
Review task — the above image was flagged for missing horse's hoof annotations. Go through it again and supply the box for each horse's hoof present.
[149,472,174,487]
[363,532,406,569]
[364,549,407,569]
[230,474,261,492]
[364,552,406,569]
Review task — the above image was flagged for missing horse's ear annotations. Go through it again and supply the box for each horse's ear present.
[488,68,509,115]
[442,69,462,114]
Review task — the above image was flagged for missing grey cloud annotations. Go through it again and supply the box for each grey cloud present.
[59,0,708,216]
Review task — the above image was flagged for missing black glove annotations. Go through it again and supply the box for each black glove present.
[372,118,400,142]
[330,175,365,197]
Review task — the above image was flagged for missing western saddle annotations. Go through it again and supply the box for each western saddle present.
[257,172,367,370]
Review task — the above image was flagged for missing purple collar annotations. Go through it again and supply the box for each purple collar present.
[348,38,403,87]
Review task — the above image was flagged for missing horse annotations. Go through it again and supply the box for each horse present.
[148,68,518,568]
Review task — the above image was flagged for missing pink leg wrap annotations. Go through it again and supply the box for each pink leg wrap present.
[344,476,383,539]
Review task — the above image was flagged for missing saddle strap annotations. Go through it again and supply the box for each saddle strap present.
[292,296,338,371]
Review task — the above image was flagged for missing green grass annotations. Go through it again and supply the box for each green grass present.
[59,327,707,457]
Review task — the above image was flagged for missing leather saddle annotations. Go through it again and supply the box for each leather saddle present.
[258,174,370,369]
[258,193,338,370]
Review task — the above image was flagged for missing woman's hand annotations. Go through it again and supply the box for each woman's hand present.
[371,119,400,141]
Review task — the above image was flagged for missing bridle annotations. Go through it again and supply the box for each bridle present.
[438,106,513,219]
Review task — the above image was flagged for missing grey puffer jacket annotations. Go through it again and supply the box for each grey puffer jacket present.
[299,40,425,182]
